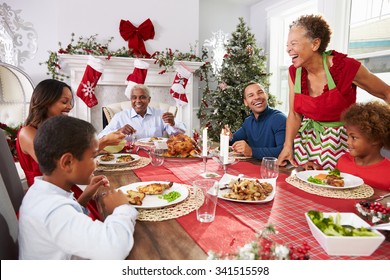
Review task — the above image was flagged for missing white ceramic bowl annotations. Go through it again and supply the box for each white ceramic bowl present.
[305,212,385,256]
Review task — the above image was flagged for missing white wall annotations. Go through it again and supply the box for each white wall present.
[5,0,199,86]
[199,0,251,48]
[249,0,275,50]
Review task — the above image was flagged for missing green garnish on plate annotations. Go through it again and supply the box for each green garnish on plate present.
[307,176,325,185]
[158,191,181,202]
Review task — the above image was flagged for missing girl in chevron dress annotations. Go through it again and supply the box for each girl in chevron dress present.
[277,14,390,170]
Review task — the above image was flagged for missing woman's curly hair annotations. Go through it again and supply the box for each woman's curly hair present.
[341,101,390,149]
[290,14,332,53]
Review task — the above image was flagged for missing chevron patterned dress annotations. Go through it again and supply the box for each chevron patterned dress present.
[294,118,348,170]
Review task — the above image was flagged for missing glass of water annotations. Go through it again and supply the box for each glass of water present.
[149,146,165,166]
[193,179,219,223]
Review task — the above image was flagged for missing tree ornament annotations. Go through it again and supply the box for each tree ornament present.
[76,55,105,108]
[246,45,253,55]
[219,81,227,91]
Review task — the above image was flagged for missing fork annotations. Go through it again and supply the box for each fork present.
[374,193,390,202]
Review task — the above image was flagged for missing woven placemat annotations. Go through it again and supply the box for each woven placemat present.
[286,175,374,199]
[137,185,204,221]
[95,157,151,172]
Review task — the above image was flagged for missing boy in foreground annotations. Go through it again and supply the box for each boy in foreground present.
[18,115,137,259]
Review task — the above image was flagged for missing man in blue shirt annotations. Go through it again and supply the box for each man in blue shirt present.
[230,82,286,160]
[98,84,186,140]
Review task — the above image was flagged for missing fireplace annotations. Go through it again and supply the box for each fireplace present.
[58,54,203,135]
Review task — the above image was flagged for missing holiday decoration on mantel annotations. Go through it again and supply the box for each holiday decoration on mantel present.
[170,62,193,106]
[76,55,105,108]
[124,59,150,99]
[119,18,155,58]
[40,33,211,83]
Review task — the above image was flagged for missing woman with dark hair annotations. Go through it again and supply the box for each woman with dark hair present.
[16,79,125,220]
[277,14,390,170]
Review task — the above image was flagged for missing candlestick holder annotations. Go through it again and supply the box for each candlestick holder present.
[212,156,236,174]
[202,156,208,173]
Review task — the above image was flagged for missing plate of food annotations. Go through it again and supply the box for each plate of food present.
[137,137,168,145]
[212,146,251,159]
[296,169,364,189]
[218,174,276,203]
[118,181,189,209]
[97,153,141,166]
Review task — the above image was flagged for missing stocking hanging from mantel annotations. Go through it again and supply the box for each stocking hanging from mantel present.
[124,59,149,100]
[76,55,105,108]
[170,62,193,106]
[119,18,155,58]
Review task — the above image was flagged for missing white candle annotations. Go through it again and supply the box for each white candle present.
[202,127,208,157]
[220,129,229,164]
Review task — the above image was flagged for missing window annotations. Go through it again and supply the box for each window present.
[348,0,390,102]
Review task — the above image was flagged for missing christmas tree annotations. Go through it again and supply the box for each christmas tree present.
[198,17,276,141]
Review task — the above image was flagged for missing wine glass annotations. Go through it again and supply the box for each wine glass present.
[260,157,279,180]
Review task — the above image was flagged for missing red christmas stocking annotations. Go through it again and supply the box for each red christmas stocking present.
[124,59,149,99]
[170,63,193,105]
[76,55,105,108]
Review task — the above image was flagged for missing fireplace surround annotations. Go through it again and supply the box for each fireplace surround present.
[58,54,203,134]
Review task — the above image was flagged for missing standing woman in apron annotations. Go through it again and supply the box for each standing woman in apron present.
[277,14,390,170]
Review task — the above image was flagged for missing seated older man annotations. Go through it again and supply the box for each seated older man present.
[98,84,186,140]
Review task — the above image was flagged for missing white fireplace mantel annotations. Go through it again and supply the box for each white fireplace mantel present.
[58,54,203,135]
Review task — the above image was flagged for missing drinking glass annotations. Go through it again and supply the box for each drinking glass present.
[193,179,219,223]
[93,184,114,220]
[125,134,136,152]
[260,157,279,179]
[149,146,165,166]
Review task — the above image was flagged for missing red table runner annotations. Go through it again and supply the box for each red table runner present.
[133,157,390,260]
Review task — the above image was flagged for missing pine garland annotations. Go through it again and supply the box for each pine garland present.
[40,33,213,82]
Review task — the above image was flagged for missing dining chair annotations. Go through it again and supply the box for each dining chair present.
[0,129,25,213]
[0,62,34,127]
[0,174,19,259]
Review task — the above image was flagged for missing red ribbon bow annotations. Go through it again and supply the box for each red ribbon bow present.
[119,18,155,58]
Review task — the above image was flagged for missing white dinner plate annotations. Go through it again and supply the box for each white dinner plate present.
[97,153,140,166]
[217,174,276,204]
[118,181,189,209]
[211,147,251,160]
[137,137,168,145]
[296,170,364,189]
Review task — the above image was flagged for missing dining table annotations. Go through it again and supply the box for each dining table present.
[95,148,390,260]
